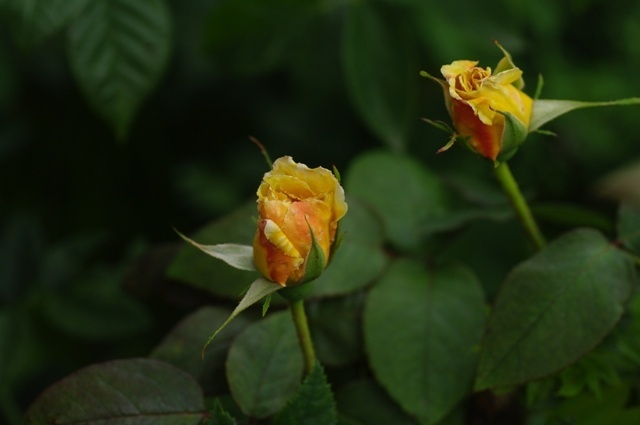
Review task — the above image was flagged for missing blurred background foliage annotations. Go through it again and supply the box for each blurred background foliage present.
[2,0,640,423]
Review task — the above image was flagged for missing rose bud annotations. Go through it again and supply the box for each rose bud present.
[424,45,533,161]
[253,156,348,286]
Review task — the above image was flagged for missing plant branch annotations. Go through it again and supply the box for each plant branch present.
[494,161,546,250]
[289,298,316,376]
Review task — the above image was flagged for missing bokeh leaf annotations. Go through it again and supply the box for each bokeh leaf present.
[530,98,640,133]
[312,197,388,297]
[66,0,172,139]
[336,379,418,425]
[475,229,636,390]
[274,363,337,425]
[307,294,363,367]
[342,1,418,151]
[617,203,640,255]
[364,260,485,425]
[0,0,89,47]
[150,306,251,395]
[0,214,44,304]
[345,150,448,251]
[24,358,206,424]
[203,0,317,76]
[41,265,152,340]
[539,384,640,425]
[226,311,303,418]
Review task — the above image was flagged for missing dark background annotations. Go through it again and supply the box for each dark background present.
[2,0,640,422]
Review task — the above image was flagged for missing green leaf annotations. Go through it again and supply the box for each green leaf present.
[345,151,448,251]
[40,262,153,340]
[175,230,256,272]
[167,202,259,299]
[202,277,282,356]
[336,380,418,425]
[312,197,388,297]
[226,311,303,418]
[617,203,640,255]
[342,2,418,151]
[529,98,640,133]
[66,0,172,139]
[24,358,206,424]
[207,399,237,425]
[364,260,486,425]
[150,306,251,395]
[475,229,636,391]
[274,363,337,425]
[0,0,90,47]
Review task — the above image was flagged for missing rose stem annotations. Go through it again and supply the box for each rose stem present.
[494,161,546,250]
[289,298,316,376]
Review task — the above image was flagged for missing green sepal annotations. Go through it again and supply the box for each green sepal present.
[529,98,640,133]
[534,74,544,100]
[419,70,445,87]
[327,228,346,267]
[278,225,326,301]
[421,118,458,154]
[497,110,529,162]
[533,129,557,137]
[301,224,327,284]
[174,229,257,272]
[493,40,525,90]
[201,277,282,358]
[262,294,272,316]
[421,118,454,134]
[278,280,316,302]
[249,136,273,169]
[332,165,341,183]
[420,70,453,115]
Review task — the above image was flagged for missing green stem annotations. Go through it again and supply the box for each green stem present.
[494,161,546,250]
[289,298,316,376]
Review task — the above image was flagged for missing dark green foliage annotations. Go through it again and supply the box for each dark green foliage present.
[476,229,636,390]
[365,261,485,424]
[226,312,303,418]
[3,1,640,424]
[23,358,206,424]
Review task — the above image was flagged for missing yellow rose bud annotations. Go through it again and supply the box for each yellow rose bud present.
[253,156,348,286]
[439,58,533,161]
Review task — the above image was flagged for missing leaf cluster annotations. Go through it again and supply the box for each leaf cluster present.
[4,0,640,425]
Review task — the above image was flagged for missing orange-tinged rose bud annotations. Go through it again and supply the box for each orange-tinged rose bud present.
[253,156,348,286]
[437,55,533,161]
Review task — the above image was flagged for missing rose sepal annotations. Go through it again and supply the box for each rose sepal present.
[277,224,327,301]
[493,40,524,90]
[327,226,346,267]
[174,229,256,272]
[496,110,529,163]
[201,277,282,357]
[278,280,316,302]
